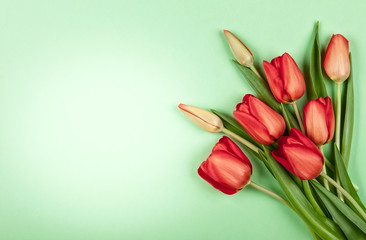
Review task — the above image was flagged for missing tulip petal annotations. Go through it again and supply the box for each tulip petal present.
[270,56,281,70]
[263,60,290,103]
[200,150,252,192]
[324,34,350,83]
[272,149,295,174]
[290,128,322,158]
[325,97,335,143]
[236,102,250,114]
[282,144,324,180]
[280,53,305,101]
[212,136,252,167]
[233,111,274,145]
[247,95,286,139]
[303,98,329,145]
[198,162,238,195]
[279,136,302,146]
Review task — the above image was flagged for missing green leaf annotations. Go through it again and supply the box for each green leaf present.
[210,109,259,148]
[310,21,328,98]
[334,144,366,214]
[311,180,366,236]
[233,61,300,129]
[262,147,345,240]
[341,53,354,168]
[233,61,279,110]
[312,181,366,239]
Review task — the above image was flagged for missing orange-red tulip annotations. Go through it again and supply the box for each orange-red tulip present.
[263,53,305,103]
[303,97,335,145]
[272,128,324,180]
[233,94,286,145]
[324,34,350,83]
[198,136,252,195]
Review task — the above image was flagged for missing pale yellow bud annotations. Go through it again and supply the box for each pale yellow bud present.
[223,30,254,67]
[178,104,223,133]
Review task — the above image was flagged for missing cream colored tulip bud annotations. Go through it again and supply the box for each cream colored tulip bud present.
[223,30,254,67]
[178,104,223,133]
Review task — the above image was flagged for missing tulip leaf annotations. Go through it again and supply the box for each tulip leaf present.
[311,180,366,236]
[341,53,354,168]
[262,147,345,240]
[309,21,328,99]
[312,181,366,239]
[334,144,366,214]
[233,61,279,109]
[210,109,259,148]
[233,61,300,129]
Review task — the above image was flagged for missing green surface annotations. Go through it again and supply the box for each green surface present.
[0,0,365,239]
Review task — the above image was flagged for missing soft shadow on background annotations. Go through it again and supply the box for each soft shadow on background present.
[0,0,365,239]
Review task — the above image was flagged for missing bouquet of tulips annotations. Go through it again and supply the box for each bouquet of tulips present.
[178,22,366,239]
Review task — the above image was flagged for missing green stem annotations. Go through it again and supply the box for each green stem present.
[249,66,264,81]
[324,157,335,172]
[291,102,305,133]
[303,180,325,216]
[335,83,344,201]
[222,128,259,153]
[319,146,330,191]
[249,181,290,207]
[320,172,366,221]
[335,83,342,148]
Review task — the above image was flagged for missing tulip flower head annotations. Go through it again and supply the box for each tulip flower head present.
[324,34,350,83]
[303,96,335,145]
[198,136,252,195]
[272,128,324,180]
[178,104,223,133]
[233,94,286,145]
[223,30,254,67]
[263,53,305,103]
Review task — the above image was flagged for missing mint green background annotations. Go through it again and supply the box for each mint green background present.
[0,1,365,239]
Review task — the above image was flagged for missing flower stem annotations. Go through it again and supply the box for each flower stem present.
[249,66,265,81]
[324,157,335,172]
[335,83,342,148]
[335,83,344,201]
[319,146,330,191]
[222,128,259,153]
[303,180,326,216]
[320,172,366,221]
[249,181,291,208]
[291,102,305,133]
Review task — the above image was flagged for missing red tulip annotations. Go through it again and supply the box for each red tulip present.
[263,53,305,103]
[324,34,350,83]
[233,94,286,145]
[198,136,252,195]
[303,97,335,145]
[272,128,324,180]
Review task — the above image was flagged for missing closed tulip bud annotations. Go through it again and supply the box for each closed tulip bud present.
[223,30,254,67]
[303,97,335,145]
[198,136,252,195]
[324,34,350,83]
[272,128,324,180]
[233,94,286,145]
[263,53,305,103]
[178,104,223,133]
